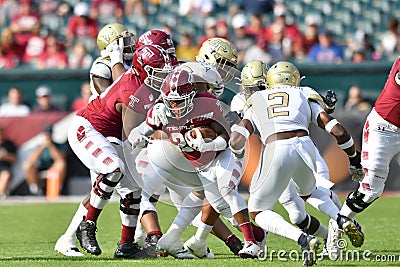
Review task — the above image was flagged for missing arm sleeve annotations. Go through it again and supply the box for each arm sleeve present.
[242,108,256,130]
[309,101,325,125]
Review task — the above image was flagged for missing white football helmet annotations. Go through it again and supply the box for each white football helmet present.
[176,61,224,97]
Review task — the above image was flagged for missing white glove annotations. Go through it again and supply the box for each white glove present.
[129,134,151,151]
[106,39,123,67]
[184,128,207,152]
[148,103,168,127]
[349,166,365,182]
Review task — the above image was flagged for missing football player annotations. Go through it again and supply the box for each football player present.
[231,60,352,259]
[229,61,364,266]
[55,23,136,257]
[90,23,136,98]
[64,45,172,259]
[338,57,400,247]
[135,62,248,258]
[129,69,266,258]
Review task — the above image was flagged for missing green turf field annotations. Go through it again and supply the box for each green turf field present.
[0,196,399,266]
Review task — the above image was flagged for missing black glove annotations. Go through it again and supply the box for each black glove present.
[324,90,337,108]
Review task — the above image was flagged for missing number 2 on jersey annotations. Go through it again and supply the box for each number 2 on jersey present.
[267,92,289,118]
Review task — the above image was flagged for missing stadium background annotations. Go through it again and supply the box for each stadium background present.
[0,0,399,195]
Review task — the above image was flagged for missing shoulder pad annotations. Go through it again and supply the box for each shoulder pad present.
[90,58,112,80]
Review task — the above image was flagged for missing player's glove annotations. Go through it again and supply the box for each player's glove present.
[148,103,168,127]
[184,128,207,152]
[129,134,151,151]
[349,151,365,182]
[106,39,124,67]
[232,150,245,161]
[323,90,337,113]
[184,128,205,151]
[225,111,242,127]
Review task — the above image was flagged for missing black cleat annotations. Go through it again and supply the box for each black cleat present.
[337,214,364,247]
[114,242,156,259]
[298,233,320,266]
[78,220,101,255]
[76,224,82,247]
[225,235,244,256]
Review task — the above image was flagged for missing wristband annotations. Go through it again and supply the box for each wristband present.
[324,119,339,133]
[231,124,250,139]
[349,151,357,158]
[338,137,354,150]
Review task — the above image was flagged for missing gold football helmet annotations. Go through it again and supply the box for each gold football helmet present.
[97,23,136,60]
[266,61,301,88]
[241,60,269,98]
[196,37,238,82]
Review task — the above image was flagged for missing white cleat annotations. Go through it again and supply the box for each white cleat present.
[157,232,195,259]
[184,235,214,259]
[326,218,344,260]
[55,234,84,257]
[238,241,260,258]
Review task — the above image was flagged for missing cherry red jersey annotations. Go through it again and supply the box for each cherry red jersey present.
[77,68,146,140]
[147,92,225,167]
[374,57,400,127]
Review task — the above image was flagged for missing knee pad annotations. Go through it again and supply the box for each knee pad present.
[120,192,141,216]
[93,170,123,200]
[345,190,378,213]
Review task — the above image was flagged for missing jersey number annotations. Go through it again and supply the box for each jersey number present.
[267,92,289,118]
[170,132,194,152]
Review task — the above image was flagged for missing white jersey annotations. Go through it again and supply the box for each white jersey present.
[243,85,324,144]
[230,92,246,116]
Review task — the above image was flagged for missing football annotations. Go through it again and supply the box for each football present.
[189,126,217,140]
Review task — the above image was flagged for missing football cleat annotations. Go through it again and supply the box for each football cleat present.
[144,234,168,257]
[298,233,320,266]
[114,242,156,259]
[54,234,84,257]
[156,231,195,259]
[78,220,101,255]
[184,235,214,259]
[326,218,344,260]
[225,234,243,255]
[238,241,260,258]
[337,214,364,247]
